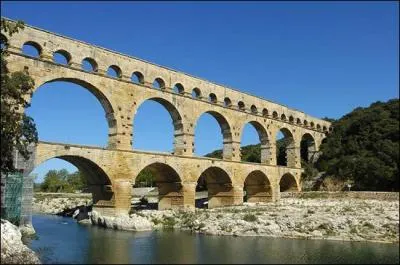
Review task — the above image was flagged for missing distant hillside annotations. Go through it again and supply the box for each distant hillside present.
[205,139,288,164]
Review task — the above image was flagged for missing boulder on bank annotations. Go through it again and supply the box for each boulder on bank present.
[90,211,153,231]
[1,219,41,264]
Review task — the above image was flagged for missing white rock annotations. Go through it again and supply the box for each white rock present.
[1,219,41,264]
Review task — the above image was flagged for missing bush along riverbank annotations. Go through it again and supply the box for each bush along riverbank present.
[33,193,399,244]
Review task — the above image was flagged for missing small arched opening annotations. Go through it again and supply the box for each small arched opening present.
[173,83,185,94]
[131,71,144,84]
[152,78,165,89]
[192,88,201,99]
[107,65,122,78]
[251,105,258,114]
[22,41,42,57]
[53,50,71,65]
[238,101,245,111]
[209,93,217,103]
[82,57,98,73]
[262,108,268,117]
[224,97,232,107]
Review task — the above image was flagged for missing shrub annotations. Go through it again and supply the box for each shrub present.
[243,214,257,222]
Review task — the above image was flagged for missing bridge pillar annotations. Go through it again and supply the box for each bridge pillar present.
[271,182,281,202]
[107,112,132,150]
[91,180,131,217]
[208,183,243,208]
[286,143,301,168]
[223,140,241,161]
[245,184,272,203]
[268,139,278,165]
[174,131,194,156]
[158,182,196,210]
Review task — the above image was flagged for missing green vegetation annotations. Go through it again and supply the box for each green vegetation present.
[316,99,399,191]
[1,19,38,175]
[243,213,257,222]
[134,168,155,187]
[206,99,399,192]
[39,169,87,193]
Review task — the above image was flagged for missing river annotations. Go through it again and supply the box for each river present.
[25,214,399,264]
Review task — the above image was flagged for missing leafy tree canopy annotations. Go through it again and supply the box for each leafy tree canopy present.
[317,99,399,191]
[1,18,38,175]
[40,169,88,193]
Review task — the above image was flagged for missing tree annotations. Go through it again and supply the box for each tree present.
[40,169,88,193]
[1,18,38,174]
[317,99,399,191]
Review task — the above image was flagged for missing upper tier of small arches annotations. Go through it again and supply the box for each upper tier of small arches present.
[3,32,332,133]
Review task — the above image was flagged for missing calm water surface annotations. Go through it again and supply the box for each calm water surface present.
[27,214,399,264]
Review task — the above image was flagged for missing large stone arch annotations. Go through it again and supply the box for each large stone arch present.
[32,154,113,209]
[132,96,184,155]
[244,170,272,203]
[239,120,271,164]
[133,162,184,210]
[197,166,238,208]
[30,76,119,148]
[300,133,317,163]
[194,110,233,160]
[276,127,296,167]
[279,173,299,192]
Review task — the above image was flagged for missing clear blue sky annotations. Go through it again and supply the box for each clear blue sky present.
[2,2,398,182]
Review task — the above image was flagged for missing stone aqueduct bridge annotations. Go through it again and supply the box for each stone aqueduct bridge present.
[2,19,331,216]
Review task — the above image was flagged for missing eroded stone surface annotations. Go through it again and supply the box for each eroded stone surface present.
[1,219,41,264]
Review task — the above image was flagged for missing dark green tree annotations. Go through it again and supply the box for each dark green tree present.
[317,99,399,191]
[1,18,38,174]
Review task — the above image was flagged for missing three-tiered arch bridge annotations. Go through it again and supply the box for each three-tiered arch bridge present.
[2,18,332,216]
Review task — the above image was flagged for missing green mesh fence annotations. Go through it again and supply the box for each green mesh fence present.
[1,172,24,225]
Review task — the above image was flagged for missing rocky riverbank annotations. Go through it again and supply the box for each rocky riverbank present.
[89,197,399,243]
[1,219,41,264]
[33,193,92,215]
[32,192,399,243]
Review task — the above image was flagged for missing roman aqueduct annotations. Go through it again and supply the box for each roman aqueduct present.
[2,19,332,216]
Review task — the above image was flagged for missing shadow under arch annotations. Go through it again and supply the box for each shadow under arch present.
[133,97,184,155]
[240,121,271,164]
[276,127,296,167]
[300,133,317,163]
[31,77,118,148]
[244,170,272,202]
[32,155,113,205]
[133,162,182,210]
[196,166,233,209]
[279,173,299,192]
[194,110,233,160]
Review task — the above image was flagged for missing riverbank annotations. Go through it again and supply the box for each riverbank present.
[33,192,92,215]
[1,219,41,264]
[89,197,399,244]
[33,192,399,244]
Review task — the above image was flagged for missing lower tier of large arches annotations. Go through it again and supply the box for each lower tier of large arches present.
[30,141,303,216]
